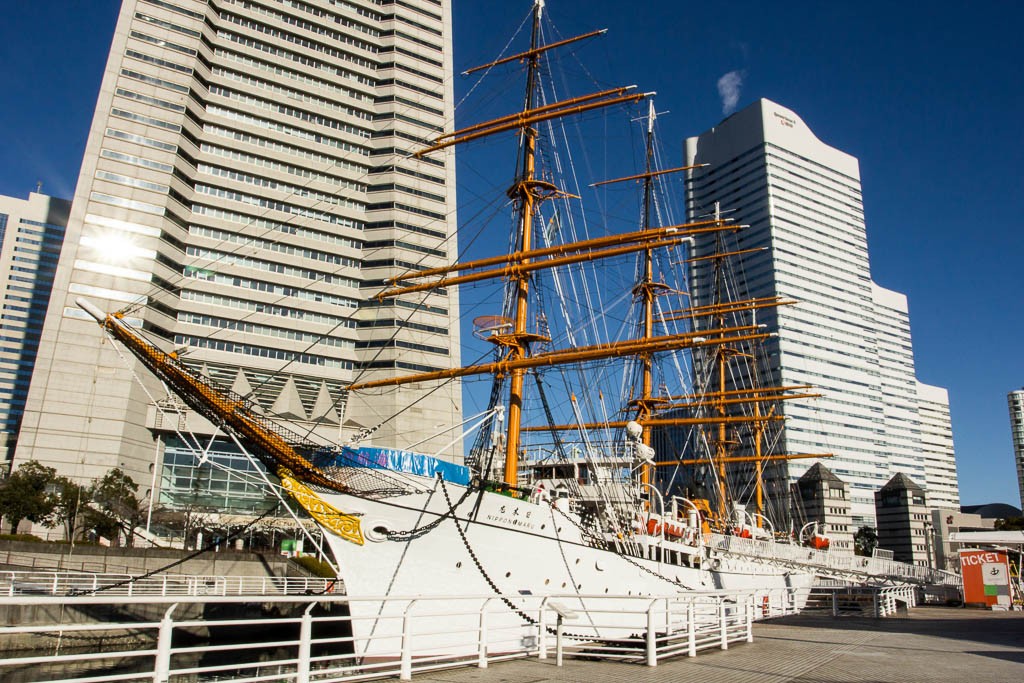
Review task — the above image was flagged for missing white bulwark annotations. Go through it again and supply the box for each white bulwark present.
[11,0,461,502]
[684,99,959,526]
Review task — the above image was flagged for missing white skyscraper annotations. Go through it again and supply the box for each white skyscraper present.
[917,381,959,510]
[0,192,70,463]
[12,0,461,504]
[684,98,958,525]
[1009,389,1024,507]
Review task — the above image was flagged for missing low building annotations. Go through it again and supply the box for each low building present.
[875,473,930,565]
[930,509,995,572]
[791,463,854,553]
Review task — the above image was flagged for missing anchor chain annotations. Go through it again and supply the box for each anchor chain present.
[385,481,475,541]
[437,476,595,641]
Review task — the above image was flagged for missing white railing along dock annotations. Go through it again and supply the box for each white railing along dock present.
[0,570,333,597]
[0,587,805,682]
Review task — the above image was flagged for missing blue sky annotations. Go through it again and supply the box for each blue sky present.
[0,1,1021,506]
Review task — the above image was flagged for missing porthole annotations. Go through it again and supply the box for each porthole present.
[541,524,546,529]
[604,588,609,593]
[364,523,390,543]
[561,582,567,588]
[574,558,580,565]
[544,579,550,585]
[456,561,462,569]
[505,571,511,578]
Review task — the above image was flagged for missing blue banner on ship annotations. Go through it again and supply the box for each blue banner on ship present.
[316,446,471,486]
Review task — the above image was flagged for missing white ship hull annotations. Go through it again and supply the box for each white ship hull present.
[318,476,813,658]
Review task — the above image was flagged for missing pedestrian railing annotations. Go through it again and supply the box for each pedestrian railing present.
[0,570,332,597]
[805,583,919,617]
[0,586,806,682]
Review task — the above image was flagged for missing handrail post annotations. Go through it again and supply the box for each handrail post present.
[153,603,178,683]
[296,602,316,683]
[555,615,565,667]
[645,599,657,666]
[687,601,696,657]
[400,600,416,681]
[478,598,489,669]
[873,589,880,618]
[538,597,549,660]
[831,589,838,616]
[719,598,728,650]
[746,597,753,642]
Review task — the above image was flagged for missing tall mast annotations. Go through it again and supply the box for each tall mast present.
[636,101,658,487]
[503,0,545,487]
[710,202,734,521]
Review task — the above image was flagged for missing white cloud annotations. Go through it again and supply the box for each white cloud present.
[717,70,745,115]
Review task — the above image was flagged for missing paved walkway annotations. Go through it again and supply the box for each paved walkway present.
[415,608,1024,683]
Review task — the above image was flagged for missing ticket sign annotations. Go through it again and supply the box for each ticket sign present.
[959,549,1012,608]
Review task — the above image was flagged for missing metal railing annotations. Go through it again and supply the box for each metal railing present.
[0,570,332,597]
[805,583,919,617]
[707,534,962,586]
[0,587,805,682]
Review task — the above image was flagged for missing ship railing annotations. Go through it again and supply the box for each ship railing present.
[708,534,962,587]
[0,570,331,597]
[0,587,807,682]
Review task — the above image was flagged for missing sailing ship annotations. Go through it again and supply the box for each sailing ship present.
[77,0,819,657]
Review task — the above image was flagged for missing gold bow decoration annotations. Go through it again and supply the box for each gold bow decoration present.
[278,468,364,546]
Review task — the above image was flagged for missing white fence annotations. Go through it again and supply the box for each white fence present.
[708,534,962,586]
[0,570,332,597]
[805,583,919,617]
[0,587,805,682]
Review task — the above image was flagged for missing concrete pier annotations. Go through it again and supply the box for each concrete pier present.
[414,608,1024,683]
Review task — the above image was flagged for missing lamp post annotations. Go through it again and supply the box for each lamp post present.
[923,520,934,571]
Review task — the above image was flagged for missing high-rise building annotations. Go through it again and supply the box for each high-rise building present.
[0,191,71,464]
[1009,389,1024,507]
[13,0,461,502]
[917,381,959,509]
[684,98,957,526]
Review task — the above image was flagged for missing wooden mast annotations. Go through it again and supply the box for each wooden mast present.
[637,101,658,489]
[503,0,544,488]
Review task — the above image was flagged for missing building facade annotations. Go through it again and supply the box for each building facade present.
[791,462,854,553]
[874,472,930,565]
[684,98,958,526]
[1009,389,1024,507]
[12,0,461,503]
[0,192,71,464]
[917,381,959,509]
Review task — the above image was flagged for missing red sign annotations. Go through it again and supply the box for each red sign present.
[959,549,1011,608]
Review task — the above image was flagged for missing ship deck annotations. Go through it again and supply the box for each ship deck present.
[416,607,1024,683]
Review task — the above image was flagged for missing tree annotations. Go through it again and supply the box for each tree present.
[86,469,147,547]
[854,525,878,557]
[51,477,88,542]
[0,460,58,534]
